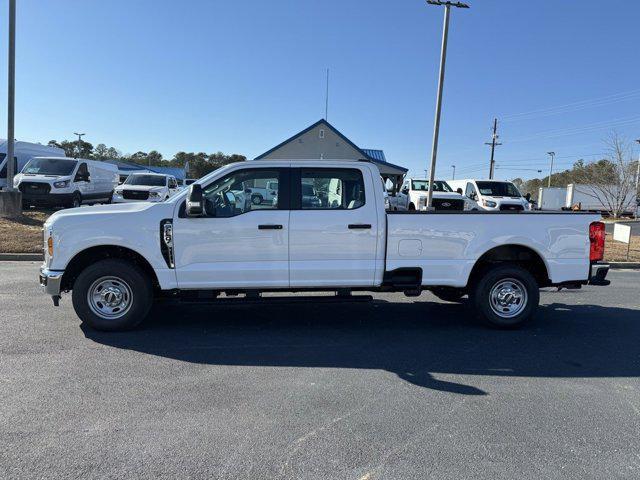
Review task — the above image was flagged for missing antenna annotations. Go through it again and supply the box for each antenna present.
[324,68,329,120]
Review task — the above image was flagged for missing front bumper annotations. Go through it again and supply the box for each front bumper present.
[588,262,610,286]
[112,195,163,203]
[39,267,64,297]
[22,192,73,206]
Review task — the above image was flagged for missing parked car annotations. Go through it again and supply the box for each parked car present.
[15,157,118,208]
[39,160,609,332]
[448,179,532,211]
[0,140,65,190]
[388,178,476,211]
[112,173,179,203]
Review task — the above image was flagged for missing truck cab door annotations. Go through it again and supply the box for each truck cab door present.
[289,167,380,287]
[172,168,290,289]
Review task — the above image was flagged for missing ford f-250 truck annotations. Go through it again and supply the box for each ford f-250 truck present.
[39,160,610,331]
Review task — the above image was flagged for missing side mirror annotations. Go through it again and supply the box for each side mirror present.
[456,188,463,195]
[186,184,204,217]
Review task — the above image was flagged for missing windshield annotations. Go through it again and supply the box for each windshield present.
[476,181,522,197]
[124,174,166,186]
[411,180,453,192]
[22,158,77,176]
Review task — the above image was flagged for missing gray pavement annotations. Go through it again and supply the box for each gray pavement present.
[1,262,640,479]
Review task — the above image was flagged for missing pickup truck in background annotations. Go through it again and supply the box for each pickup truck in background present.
[388,178,476,211]
[39,160,610,332]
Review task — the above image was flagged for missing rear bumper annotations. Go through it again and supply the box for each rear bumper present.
[39,267,64,296]
[588,262,610,286]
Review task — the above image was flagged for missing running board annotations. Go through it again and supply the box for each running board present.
[178,294,374,305]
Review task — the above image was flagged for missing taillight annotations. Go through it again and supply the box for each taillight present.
[589,221,605,262]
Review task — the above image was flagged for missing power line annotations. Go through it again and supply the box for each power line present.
[502,88,640,122]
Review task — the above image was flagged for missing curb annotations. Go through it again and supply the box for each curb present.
[0,253,43,261]
[609,262,640,269]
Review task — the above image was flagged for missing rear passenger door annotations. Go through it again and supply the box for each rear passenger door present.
[289,167,379,287]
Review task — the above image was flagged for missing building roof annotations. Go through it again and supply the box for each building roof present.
[104,159,186,180]
[361,149,386,162]
[254,119,407,174]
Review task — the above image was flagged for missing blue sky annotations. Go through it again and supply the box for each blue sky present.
[0,0,638,180]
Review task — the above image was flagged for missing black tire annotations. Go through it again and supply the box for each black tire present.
[69,192,82,208]
[408,203,416,211]
[431,287,466,303]
[71,259,153,331]
[470,264,539,329]
[251,194,263,205]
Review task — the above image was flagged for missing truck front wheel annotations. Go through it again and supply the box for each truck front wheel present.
[471,264,539,328]
[71,259,153,331]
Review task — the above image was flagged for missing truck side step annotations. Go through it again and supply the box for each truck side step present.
[178,294,374,305]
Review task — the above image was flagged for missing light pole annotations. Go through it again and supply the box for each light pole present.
[424,0,470,209]
[73,132,85,158]
[451,164,456,179]
[6,0,16,191]
[635,139,640,219]
[546,151,555,188]
[0,0,20,216]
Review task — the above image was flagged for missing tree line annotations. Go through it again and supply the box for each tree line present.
[47,139,246,179]
[512,133,638,218]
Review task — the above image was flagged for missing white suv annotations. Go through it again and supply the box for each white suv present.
[112,173,179,203]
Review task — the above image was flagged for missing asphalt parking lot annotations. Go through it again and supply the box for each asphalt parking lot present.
[1,262,640,479]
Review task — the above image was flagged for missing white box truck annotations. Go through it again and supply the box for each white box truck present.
[566,183,637,216]
[537,187,567,210]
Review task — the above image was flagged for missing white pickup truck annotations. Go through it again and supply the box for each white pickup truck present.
[39,160,610,331]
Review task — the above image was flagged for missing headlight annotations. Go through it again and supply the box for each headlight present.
[114,189,123,195]
[149,192,160,198]
[53,180,70,188]
[483,199,497,208]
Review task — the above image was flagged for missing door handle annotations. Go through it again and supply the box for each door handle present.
[348,224,372,229]
[258,224,283,230]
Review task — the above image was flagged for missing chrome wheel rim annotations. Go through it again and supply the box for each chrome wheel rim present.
[87,276,133,320]
[489,278,527,319]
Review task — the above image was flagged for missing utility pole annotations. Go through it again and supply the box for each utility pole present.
[485,117,501,179]
[451,164,456,179]
[425,0,470,209]
[547,151,555,188]
[73,132,85,158]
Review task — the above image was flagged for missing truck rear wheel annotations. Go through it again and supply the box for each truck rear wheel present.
[71,259,153,331]
[471,264,539,328]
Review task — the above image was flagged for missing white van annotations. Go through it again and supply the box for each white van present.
[0,140,65,190]
[448,179,532,211]
[15,157,118,208]
[112,173,179,203]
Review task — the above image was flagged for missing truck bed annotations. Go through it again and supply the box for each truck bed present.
[385,211,600,287]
